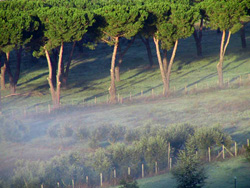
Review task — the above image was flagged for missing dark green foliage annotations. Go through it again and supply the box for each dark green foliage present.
[246,146,250,162]
[95,4,148,40]
[76,127,90,140]
[90,124,126,145]
[36,6,95,53]
[159,123,195,150]
[0,0,40,52]
[187,125,232,151]
[0,116,30,142]
[203,0,246,33]
[172,144,206,188]
[125,129,140,143]
[47,124,73,138]
[119,178,139,188]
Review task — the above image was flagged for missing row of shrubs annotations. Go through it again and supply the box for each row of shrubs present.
[0,123,234,188]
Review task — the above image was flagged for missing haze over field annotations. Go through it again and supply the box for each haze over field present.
[0,0,250,188]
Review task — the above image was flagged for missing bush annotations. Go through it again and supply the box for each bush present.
[47,124,74,138]
[158,123,195,150]
[187,125,232,152]
[77,127,90,140]
[119,179,139,188]
[0,116,30,143]
[172,144,206,188]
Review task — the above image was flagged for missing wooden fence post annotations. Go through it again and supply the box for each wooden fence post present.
[142,164,144,178]
[128,167,131,176]
[24,107,27,117]
[235,142,237,157]
[100,173,103,187]
[114,168,116,178]
[152,89,154,98]
[48,104,51,114]
[118,94,120,103]
[107,95,109,104]
[195,84,198,90]
[41,184,44,188]
[141,90,143,97]
[239,76,242,85]
[247,139,249,147]
[155,161,158,174]
[222,145,225,159]
[57,182,60,187]
[130,92,132,101]
[168,142,171,169]
[184,86,187,94]
[208,147,211,162]
[72,179,74,188]
[170,158,172,171]
[86,176,89,185]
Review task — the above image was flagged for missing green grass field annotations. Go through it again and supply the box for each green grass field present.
[1,25,250,187]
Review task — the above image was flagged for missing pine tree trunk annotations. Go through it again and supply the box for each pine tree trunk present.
[5,52,15,93]
[163,49,167,74]
[115,44,122,82]
[62,41,76,87]
[166,40,178,96]
[1,62,6,90]
[45,48,57,107]
[115,64,121,82]
[56,43,64,108]
[109,37,119,103]
[145,38,154,67]
[217,30,231,88]
[115,37,135,82]
[153,36,168,96]
[193,18,203,57]
[240,25,246,49]
[140,36,154,67]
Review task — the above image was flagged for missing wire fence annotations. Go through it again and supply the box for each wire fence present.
[38,139,250,188]
[3,73,250,119]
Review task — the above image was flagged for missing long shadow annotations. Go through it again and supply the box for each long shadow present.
[18,72,48,86]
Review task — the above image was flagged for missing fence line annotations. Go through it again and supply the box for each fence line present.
[3,74,250,118]
[35,140,249,188]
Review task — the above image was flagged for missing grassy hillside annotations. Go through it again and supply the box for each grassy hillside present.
[0,25,250,187]
[130,157,250,188]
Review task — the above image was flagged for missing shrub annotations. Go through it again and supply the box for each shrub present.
[172,144,206,188]
[187,125,232,152]
[47,124,74,138]
[158,123,195,150]
[77,127,90,140]
[0,116,30,143]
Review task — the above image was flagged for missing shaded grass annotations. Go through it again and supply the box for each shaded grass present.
[123,157,250,188]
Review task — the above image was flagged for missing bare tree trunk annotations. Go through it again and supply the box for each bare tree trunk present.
[140,36,154,67]
[109,37,119,103]
[115,37,135,82]
[166,40,178,95]
[217,30,231,88]
[62,41,76,86]
[1,58,6,90]
[45,48,57,106]
[115,44,122,82]
[56,42,64,108]
[163,49,167,74]
[153,36,168,96]
[193,18,203,56]
[5,52,15,93]
[240,25,246,49]
[5,48,22,94]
